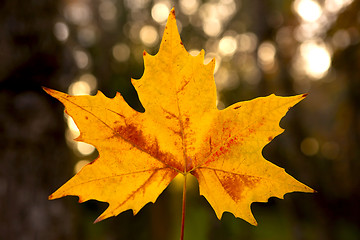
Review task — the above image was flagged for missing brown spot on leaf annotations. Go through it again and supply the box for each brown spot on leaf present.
[115,124,142,144]
[268,136,273,142]
[143,51,146,56]
[233,106,241,110]
[204,136,242,165]
[85,116,88,120]
[302,93,308,97]
[180,41,183,46]
[178,79,190,93]
[216,171,260,201]
[114,124,182,171]
[161,108,177,119]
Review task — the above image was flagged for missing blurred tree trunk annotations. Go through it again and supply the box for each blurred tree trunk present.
[0,0,78,239]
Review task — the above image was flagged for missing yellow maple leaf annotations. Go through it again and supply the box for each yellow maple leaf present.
[46,8,314,226]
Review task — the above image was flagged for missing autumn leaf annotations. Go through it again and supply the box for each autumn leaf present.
[46,8,314,226]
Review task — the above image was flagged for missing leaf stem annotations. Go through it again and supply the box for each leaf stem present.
[180,174,187,240]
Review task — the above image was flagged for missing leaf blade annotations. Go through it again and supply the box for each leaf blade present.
[44,87,180,220]
[45,8,314,225]
[191,94,314,225]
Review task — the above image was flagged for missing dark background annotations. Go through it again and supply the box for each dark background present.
[1,0,359,239]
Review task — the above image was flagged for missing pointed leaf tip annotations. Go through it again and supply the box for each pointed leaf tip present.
[94,216,104,224]
[42,86,54,95]
[170,7,175,16]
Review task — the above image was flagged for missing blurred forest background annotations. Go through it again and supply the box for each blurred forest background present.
[1,0,360,239]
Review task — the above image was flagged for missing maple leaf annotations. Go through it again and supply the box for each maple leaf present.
[46,8,314,226]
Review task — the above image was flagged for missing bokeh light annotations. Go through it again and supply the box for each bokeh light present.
[301,137,320,156]
[73,49,90,69]
[68,81,91,96]
[76,142,96,156]
[80,73,98,92]
[237,33,258,53]
[324,0,354,13]
[294,22,322,41]
[332,29,351,49]
[189,49,200,56]
[112,43,131,62]
[53,22,69,42]
[64,1,92,26]
[202,18,222,37]
[257,41,276,72]
[298,40,331,79]
[64,108,96,157]
[216,0,237,21]
[68,73,97,95]
[124,0,151,10]
[179,0,200,15]
[293,0,322,22]
[199,0,237,37]
[151,2,170,23]
[139,25,159,46]
[99,0,117,21]
[64,114,80,150]
[218,36,237,57]
[65,114,80,135]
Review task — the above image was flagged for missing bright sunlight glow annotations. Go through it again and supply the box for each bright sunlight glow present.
[300,40,331,79]
[294,0,322,22]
